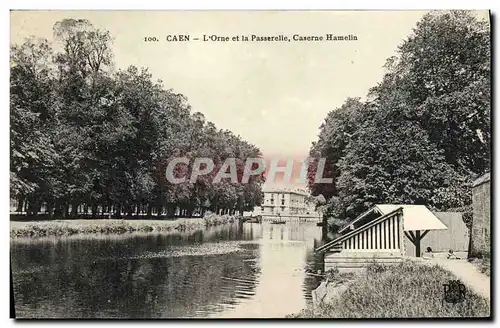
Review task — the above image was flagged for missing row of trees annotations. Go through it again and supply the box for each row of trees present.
[308,11,490,228]
[10,19,264,219]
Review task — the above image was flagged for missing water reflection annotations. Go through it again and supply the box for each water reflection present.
[11,221,323,318]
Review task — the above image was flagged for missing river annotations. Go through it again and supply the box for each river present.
[10,221,325,318]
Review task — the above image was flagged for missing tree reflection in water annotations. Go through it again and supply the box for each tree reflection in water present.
[11,221,323,318]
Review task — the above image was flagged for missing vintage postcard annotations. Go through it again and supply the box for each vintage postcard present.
[9,10,491,319]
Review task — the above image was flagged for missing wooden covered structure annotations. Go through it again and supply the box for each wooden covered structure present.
[316,205,448,272]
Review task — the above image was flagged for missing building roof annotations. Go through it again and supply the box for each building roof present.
[338,206,378,233]
[261,187,309,196]
[315,205,449,253]
[316,207,403,253]
[376,204,448,231]
[472,172,490,187]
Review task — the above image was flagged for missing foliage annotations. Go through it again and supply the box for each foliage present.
[308,11,490,225]
[324,267,340,281]
[366,260,387,274]
[461,206,474,230]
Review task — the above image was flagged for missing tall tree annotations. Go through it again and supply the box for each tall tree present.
[309,11,490,225]
[10,19,265,219]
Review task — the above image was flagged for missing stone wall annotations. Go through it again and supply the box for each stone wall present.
[471,172,491,257]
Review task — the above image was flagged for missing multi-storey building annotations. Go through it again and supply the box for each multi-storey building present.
[252,188,319,219]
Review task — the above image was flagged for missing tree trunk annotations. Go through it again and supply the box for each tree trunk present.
[127,207,134,217]
[114,205,121,218]
[63,203,69,218]
[322,215,328,241]
[92,204,98,217]
[16,195,25,213]
[47,202,54,219]
[54,201,63,219]
[166,205,174,217]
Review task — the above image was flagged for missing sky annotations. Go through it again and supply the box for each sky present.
[12,10,487,188]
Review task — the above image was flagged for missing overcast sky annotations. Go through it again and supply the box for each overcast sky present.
[10,10,488,187]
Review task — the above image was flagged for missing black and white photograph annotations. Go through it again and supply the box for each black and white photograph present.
[9,9,491,319]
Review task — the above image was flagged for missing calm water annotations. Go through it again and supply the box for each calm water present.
[11,221,324,318]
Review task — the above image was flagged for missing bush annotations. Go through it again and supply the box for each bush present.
[325,267,340,281]
[366,260,387,274]
[10,215,236,238]
[294,260,490,318]
[472,257,490,277]
[203,211,237,227]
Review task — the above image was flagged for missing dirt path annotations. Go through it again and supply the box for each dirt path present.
[432,259,490,300]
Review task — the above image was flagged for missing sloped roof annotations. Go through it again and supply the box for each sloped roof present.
[315,204,448,253]
[261,187,309,196]
[316,207,403,253]
[376,204,448,231]
[338,204,448,234]
[338,206,382,233]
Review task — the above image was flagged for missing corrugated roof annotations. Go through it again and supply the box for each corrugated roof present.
[375,204,448,231]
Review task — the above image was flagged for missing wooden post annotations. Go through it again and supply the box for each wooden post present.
[404,229,430,257]
[415,230,421,257]
[400,217,405,256]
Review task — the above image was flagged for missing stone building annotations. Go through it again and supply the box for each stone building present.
[471,172,491,257]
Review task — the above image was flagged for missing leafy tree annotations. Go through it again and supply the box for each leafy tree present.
[10,19,265,219]
[308,11,490,226]
[10,38,58,215]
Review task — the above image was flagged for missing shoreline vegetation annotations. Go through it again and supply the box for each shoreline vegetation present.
[290,260,490,318]
[10,212,238,239]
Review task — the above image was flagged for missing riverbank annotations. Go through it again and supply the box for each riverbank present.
[291,260,490,318]
[10,213,238,238]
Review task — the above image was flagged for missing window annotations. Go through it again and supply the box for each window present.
[281,199,285,205]
[261,207,264,212]
[281,206,285,212]
[270,199,274,204]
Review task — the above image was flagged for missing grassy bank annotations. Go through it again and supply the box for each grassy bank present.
[292,260,490,318]
[10,212,238,238]
[472,257,491,277]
